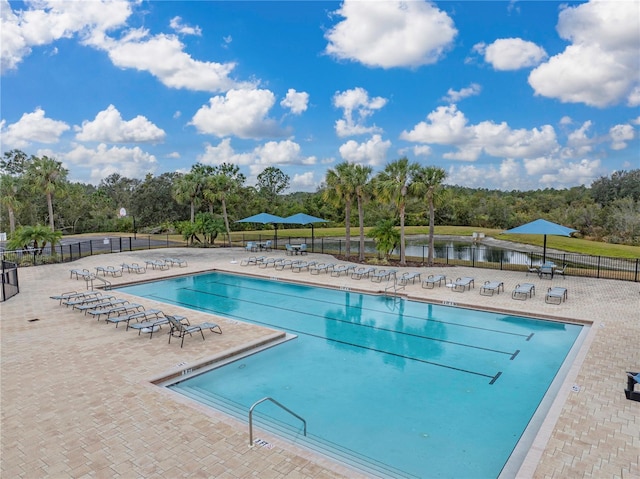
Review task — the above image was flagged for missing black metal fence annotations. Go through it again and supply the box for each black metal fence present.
[1,260,19,302]
[236,234,640,282]
[0,235,186,267]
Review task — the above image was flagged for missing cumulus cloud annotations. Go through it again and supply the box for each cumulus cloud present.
[528,0,640,107]
[169,16,201,36]
[442,83,481,103]
[197,138,316,176]
[338,134,391,166]
[400,104,558,161]
[290,171,317,192]
[609,123,635,150]
[563,121,594,158]
[473,38,547,70]
[280,89,309,115]
[333,87,387,137]
[74,105,165,143]
[0,108,69,148]
[325,0,457,69]
[191,89,286,139]
[0,0,131,73]
[63,143,157,183]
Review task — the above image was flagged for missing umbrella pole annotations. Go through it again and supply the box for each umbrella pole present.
[311,225,315,253]
[275,224,278,250]
[543,235,547,263]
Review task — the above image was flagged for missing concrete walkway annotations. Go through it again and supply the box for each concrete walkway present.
[1,247,638,478]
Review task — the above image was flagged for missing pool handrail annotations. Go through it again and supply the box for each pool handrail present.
[249,397,307,447]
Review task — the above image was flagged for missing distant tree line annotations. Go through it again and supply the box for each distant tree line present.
[1,149,639,254]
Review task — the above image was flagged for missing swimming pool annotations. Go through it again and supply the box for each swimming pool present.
[119,272,584,478]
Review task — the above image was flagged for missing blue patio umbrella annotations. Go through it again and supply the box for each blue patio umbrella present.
[503,219,576,263]
[236,213,286,246]
[281,213,329,252]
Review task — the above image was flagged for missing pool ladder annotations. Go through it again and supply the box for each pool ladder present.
[248,397,306,447]
[384,274,404,298]
[85,273,112,291]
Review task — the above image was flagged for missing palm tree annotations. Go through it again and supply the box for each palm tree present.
[203,163,245,244]
[0,174,21,234]
[413,166,447,266]
[172,171,205,223]
[373,157,419,266]
[25,156,68,231]
[324,162,358,259]
[353,164,373,262]
[7,224,62,254]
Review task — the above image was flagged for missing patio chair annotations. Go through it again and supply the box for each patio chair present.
[88,302,144,320]
[545,287,568,304]
[399,272,421,285]
[164,257,188,267]
[51,291,98,305]
[554,264,568,278]
[96,265,123,277]
[299,244,308,255]
[263,240,272,251]
[422,274,446,289]
[371,269,397,283]
[330,264,355,277]
[106,308,163,328]
[480,281,504,296]
[64,295,115,309]
[70,268,91,280]
[538,264,555,279]
[74,298,128,314]
[526,266,540,277]
[240,256,266,266]
[292,260,317,273]
[245,242,257,252]
[451,277,475,292]
[121,263,146,273]
[167,315,222,348]
[258,257,278,268]
[145,259,170,270]
[275,259,296,271]
[285,244,295,256]
[309,263,335,275]
[351,266,376,280]
[511,283,535,300]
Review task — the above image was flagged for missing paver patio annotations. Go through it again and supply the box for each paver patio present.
[1,247,638,478]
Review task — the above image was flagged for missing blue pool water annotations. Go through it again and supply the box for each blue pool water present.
[118,272,583,478]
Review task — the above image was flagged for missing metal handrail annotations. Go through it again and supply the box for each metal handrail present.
[86,274,111,291]
[248,397,306,447]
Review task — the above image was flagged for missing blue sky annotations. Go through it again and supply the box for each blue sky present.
[2,0,639,192]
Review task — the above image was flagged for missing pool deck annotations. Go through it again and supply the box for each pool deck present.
[1,247,638,478]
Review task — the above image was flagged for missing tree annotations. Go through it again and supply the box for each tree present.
[7,224,62,254]
[25,156,68,231]
[203,163,245,243]
[373,158,419,265]
[172,171,205,222]
[256,166,290,204]
[324,162,359,259]
[0,174,22,234]
[413,166,447,265]
[367,219,400,262]
[352,164,373,262]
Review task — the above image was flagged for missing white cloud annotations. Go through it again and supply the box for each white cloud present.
[74,105,165,143]
[0,108,69,148]
[169,16,201,36]
[290,171,318,192]
[442,83,481,103]
[538,158,604,188]
[0,0,132,73]
[98,28,253,93]
[191,89,285,139]
[400,104,558,161]
[474,38,547,70]
[280,89,309,115]
[563,121,594,157]
[197,138,316,176]
[338,134,391,166]
[325,0,457,69]
[528,0,640,107]
[63,143,157,183]
[333,87,387,137]
[609,123,635,150]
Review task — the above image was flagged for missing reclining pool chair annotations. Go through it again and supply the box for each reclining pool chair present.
[451,277,475,292]
[511,283,535,300]
[351,266,376,280]
[167,315,222,348]
[399,272,421,285]
[480,281,504,296]
[545,287,568,304]
[422,274,446,289]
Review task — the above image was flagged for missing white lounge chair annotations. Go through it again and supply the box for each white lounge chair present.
[480,281,504,296]
[399,272,421,285]
[167,315,222,348]
[545,287,568,304]
[511,283,535,300]
[422,274,446,289]
[351,266,376,279]
[451,277,474,292]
